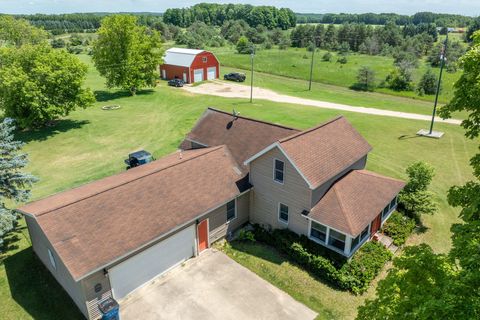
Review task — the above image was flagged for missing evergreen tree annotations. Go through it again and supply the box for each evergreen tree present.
[0,119,37,248]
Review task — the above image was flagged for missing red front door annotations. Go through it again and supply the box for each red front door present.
[197,219,208,253]
[371,213,382,236]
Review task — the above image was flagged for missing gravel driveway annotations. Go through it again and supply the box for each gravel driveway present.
[120,249,317,320]
[182,81,461,125]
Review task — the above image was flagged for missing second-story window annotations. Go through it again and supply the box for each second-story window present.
[202,57,207,63]
[274,159,284,183]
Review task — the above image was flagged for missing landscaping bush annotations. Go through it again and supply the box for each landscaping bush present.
[382,211,416,246]
[338,242,393,294]
[322,52,332,61]
[237,229,256,242]
[251,225,392,294]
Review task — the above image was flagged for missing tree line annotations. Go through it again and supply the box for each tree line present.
[296,11,474,28]
[163,3,296,29]
[6,13,163,35]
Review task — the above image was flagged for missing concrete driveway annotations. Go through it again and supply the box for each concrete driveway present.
[120,249,317,320]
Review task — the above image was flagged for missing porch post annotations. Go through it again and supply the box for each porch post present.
[344,236,352,255]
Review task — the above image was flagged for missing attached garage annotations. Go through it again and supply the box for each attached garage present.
[160,48,220,84]
[108,225,196,300]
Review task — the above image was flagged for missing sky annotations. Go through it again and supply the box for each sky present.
[0,0,478,16]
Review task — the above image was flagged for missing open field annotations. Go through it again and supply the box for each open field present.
[0,54,476,319]
[212,46,461,104]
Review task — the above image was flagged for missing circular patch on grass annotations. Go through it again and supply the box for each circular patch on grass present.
[102,105,121,110]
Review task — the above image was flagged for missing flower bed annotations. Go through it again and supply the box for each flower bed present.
[381,211,416,246]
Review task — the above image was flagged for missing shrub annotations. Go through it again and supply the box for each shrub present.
[236,36,252,54]
[417,69,439,95]
[322,52,332,61]
[382,212,416,246]
[338,242,393,294]
[237,229,255,242]
[353,66,376,91]
[385,66,413,91]
[251,225,392,294]
[337,56,348,64]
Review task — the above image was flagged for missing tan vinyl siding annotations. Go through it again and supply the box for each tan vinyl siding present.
[25,215,88,318]
[201,191,250,243]
[81,271,112,319]
[249,147,310,235]
[311,155,368,207]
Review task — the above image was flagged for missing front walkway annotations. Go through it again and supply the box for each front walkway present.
[120,249,317,320]
[374,232,399,254]
[183,81,461,125]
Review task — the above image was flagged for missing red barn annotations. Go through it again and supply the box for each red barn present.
[160,48,220,84]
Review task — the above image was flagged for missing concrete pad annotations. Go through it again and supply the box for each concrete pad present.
[416,129,445,139]
[120,249,317,320]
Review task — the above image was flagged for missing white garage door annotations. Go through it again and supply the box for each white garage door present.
[108,224,196,300]
[207,67,216,80]
[193,69,204,83]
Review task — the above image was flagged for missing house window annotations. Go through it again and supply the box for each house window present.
[202,57,207,63]
[274,159,284,183]
[328,229,346,251]
[226,200,236,222]
[389,196,397,209]
[382,204,390,219]
[278,203,289,223]
[310,221,327,242]
[350,225,370,252]
[48,248,56,270]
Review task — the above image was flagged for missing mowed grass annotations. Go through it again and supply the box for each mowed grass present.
[0,54,476,319]
[212,46,461,104]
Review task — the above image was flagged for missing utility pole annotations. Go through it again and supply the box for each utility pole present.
[308,38,316,91]
[250,45,255,103]
[429,31,448,135]
[417,31,448,139]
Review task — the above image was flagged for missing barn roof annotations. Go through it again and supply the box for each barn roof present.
[163,48,205,67]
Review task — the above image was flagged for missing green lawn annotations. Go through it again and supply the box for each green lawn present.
[0,54,476,319]
[212,46,461,104]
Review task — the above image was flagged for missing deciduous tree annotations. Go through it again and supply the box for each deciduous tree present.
[0,44,95,128]
[92,15,163,95]
[0,15,48,47]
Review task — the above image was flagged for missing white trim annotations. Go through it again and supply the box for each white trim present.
[75,188,251,281]
[197,218,210,254]
[244,142,314,189]
[226,198,237,223]
[273,158,285,185]
[306,216,355,238]
[277,202,289,225]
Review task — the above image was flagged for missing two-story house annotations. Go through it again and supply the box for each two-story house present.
[19,108,404,319]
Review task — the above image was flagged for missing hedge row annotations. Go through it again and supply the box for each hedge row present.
[252,225,392,294]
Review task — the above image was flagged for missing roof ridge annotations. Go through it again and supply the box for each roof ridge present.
[206,108,300,131]
[279,115,344,143]
[33,146,226,217]
[356,170,404,183]
[332,183,355,235]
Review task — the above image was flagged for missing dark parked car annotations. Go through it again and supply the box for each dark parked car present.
[124,150,155,170]
[224,72,246,82]
[168,78,184,87]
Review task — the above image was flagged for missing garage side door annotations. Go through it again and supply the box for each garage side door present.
[193,69,204,82]
[207,67,216,80]
[108,224,195,300]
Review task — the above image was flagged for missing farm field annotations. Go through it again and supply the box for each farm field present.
[211,46,461,104]
[0,54,476,319]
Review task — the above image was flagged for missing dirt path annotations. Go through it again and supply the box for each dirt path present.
[183,81,461,125]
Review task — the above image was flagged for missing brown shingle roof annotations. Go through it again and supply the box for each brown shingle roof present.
[309,170,405,236]
[180,108,299,171]
[19,146,245,280]
[279,116,372,188]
